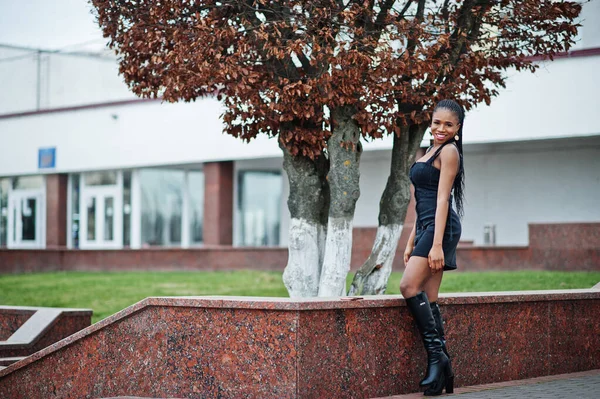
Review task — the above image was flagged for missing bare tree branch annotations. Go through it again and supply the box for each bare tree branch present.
[374,0,396,30]
[397,0,414,21]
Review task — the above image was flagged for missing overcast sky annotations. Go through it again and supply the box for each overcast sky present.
[1,0,597,51]
[0,0,107,51]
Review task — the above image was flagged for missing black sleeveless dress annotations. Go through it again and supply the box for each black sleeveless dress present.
[409,144,461,270]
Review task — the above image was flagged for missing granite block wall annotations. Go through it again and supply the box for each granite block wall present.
[0,309,34,341]
[0,307,92,359]
[1,291,599,399]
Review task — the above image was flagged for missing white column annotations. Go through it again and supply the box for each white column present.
[66,174,73,249]
[40,175,46,249]
[130,169,142,249]
[115,171,124,249]
[7,182,14,248]
[181,171,190,248]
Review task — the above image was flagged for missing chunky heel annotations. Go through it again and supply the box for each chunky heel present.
[423,360,453,396]
[424,370,446,396]
[445,375,454,394]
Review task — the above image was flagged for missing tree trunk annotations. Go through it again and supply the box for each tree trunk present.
[349,124,427,296]
[281,140,330,298]
[318,106,362,297]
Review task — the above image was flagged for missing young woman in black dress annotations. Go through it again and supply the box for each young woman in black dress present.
[401,99,465,396]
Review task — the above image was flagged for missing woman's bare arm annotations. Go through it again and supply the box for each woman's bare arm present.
[404,220,417,265]
[429,145,460,271]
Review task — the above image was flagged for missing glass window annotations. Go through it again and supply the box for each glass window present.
[21,198,37,241]
[104,197,114,241]
[13,176,44,190]
[123,171,132,247]
[237,171,282,246]
[84,171,118,186]
[87,197,96,241]
[188,171,204,245]
[140,169,184,247]
[70,174,80,248]
[12,207,16,242]
[0,178,9,247]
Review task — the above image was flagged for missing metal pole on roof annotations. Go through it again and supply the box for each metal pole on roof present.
[36,50,41,111]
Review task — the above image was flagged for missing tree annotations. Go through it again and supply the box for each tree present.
[91,0,581,297]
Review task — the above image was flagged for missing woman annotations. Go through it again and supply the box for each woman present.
[401,99,465,396]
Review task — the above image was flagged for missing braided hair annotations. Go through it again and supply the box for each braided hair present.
[433,99,466,218]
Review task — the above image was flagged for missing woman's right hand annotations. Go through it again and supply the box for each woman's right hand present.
[403,244,414,266]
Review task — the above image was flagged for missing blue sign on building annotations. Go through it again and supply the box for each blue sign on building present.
[38,147,56,169]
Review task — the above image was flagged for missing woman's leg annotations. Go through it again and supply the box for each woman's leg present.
[423,271,443,302]
[400,257,451,395]
[400,256,432,298]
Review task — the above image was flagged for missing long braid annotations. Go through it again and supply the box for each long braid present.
[433,100,466,218]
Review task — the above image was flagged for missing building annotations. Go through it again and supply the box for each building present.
[1,2,599,271]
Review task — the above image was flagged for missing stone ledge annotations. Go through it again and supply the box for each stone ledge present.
[0,306,92,359]
[0,305,93,314]
[0,309,62,349]
[143,288,600,310]
[0,357,25,366]
[0,290,598,398]
[2,290,598,378]
[1,307,92,349]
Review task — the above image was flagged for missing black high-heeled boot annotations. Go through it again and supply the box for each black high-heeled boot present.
[419,302,455,389]
[405,292,453,396]
[431,302,454,393]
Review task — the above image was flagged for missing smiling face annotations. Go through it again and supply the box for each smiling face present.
[431,108,461,145]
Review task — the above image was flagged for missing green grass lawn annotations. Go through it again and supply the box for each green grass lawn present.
[0,270,598,323]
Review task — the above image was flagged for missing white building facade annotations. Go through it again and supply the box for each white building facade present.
[0,2,599,253]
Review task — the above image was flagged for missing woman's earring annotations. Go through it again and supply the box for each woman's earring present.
[454,135,459,141]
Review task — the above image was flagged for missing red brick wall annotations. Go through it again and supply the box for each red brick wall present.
[203,162,234,245]
[455,246,534,271]
[0,247,289,274]
[529,223,600,271]
[45,174,68,249]
[0,223,598,274]
[351,228,535,272]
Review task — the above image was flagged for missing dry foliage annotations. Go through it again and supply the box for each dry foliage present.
[92,0,581,157]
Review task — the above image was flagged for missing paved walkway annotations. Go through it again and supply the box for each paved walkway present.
[376,369,600,399]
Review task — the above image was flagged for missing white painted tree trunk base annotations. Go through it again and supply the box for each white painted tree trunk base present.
[283,218,324,298]
[318,217,354,297]
[317,224,327,273]
[348,224,403,296]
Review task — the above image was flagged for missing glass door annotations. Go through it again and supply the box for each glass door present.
[7,189,45,249]
[80,186,122,249]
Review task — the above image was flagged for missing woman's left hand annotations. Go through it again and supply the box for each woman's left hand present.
[428,245,445,273]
